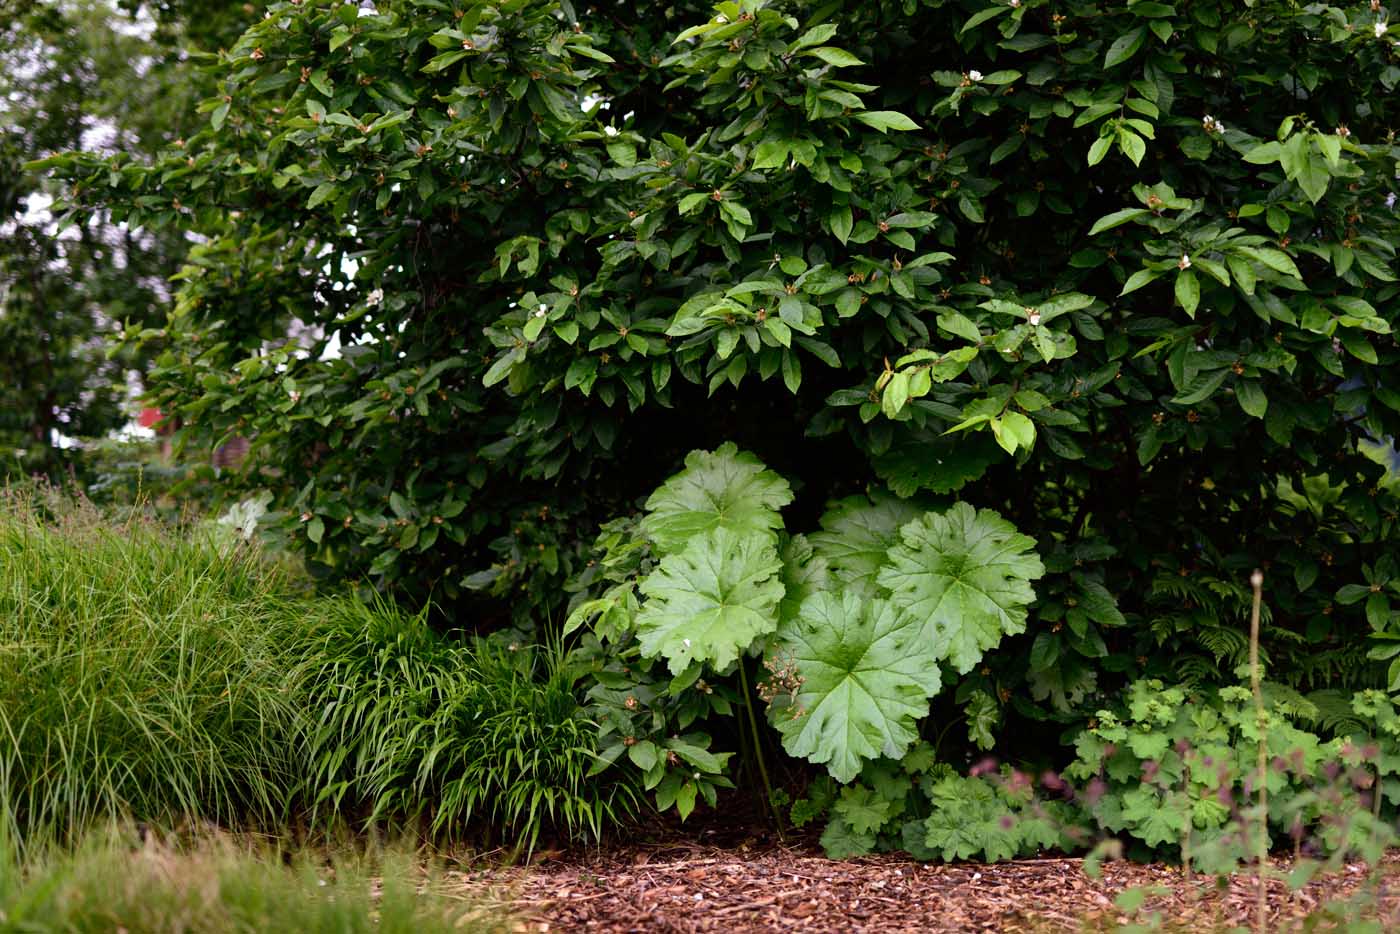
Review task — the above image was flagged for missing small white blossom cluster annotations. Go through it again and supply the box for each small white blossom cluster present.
[366,287,384,306]
[1201,114,1225,135]
[968,69,984,82]
[1375,21,1389,39]
[1178,254,1192,270]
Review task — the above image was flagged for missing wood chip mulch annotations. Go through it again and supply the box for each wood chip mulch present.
[452,842,1400,933]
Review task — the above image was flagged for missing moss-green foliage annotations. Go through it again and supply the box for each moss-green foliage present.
[0,826,508,934]
[1064,681,1399,869]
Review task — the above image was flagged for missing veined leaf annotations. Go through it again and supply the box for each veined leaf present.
[640,443,793,556]
[636,528,784,674]
[833,785,894,834]
[1236,246,1302,280]
[1089,207,1150,236]
[802,46,864,67]
[1104,27,1147,68]
[1120,787,1187,848]
[768,593,942,782]
[873,431,1001,498]
[819,819,877,858]
[965,690,1000,750]
[852,110,920,133]
[878,502,1044,673]
[1236,379,1267,418]
[1175,268,1199,317]
[1120,268,1163,296]
[809,491,924,598]
[778,534,829,625]
[922,775,1021,862]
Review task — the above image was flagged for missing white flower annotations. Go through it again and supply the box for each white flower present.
[1386,192,1396,209]
[366,287,384,305]
[1202,114,1225,134]
[1009,0,1020,6]
[534,303,548,318]
[1376,21,1389,38]
[1178,254,1192,270]
[968,69,984,82]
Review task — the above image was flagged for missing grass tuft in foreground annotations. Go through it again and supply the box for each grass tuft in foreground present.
[0,823,509,933]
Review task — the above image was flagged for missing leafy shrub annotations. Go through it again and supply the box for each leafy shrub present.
[572,444,1042,813]
[0,825,508,934]
[41,0,1400,756]
[300,598,636,852]
[0,490,308,847]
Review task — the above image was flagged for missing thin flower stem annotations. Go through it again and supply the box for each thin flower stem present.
[1249,568,1267,934]
[738,659,783,841]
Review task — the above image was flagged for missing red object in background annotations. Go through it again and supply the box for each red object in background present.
[138,408,174,434]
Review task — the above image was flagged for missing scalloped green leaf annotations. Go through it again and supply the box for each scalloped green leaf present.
[832,784,894,835]
[809,491,924,598]
[965,690,1000,750]
[768,593,942,782]
[636,527,784,674]
[922,775,1021,862]
[778,534,829,625]
[640,443,794,556]
[878,502,1044,673]
[819,817,877,858]
[1120,787,1188,848]
[873,431,1002,498]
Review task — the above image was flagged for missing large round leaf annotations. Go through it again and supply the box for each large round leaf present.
[769,592,942,783]
[873,431,1002,498]
[636,527,784,674]
[808,490,923,598]
[777,533,828,625]
[878,502,1044,673]
[640,443,793,556]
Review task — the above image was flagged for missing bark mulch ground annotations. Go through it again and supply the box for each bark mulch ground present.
[453,841,1400,933]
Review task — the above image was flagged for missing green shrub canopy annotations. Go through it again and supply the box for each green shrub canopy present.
[42,1,1400,714]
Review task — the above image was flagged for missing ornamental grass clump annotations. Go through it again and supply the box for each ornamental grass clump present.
[0,489,308,848]
[299,597,637,854]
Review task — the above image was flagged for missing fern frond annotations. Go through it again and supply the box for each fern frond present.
[1174,654,1224,686]
[1306,688,1369,736]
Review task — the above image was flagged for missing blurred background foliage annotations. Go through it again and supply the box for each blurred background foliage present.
[0,0,248,479]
